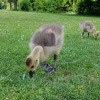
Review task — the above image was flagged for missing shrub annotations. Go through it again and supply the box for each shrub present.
[76,0,100,15]
[19,0,31,11]
[94,0,100,15]
[0,2,2,9]
[34,0,63,13]
[76,0,93,14]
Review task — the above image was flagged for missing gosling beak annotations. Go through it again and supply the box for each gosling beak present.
[95,38,97,40]
[29,71,35,78]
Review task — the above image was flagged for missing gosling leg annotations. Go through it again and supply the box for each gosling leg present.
[88,32,89,38]
[81,32,84,38]
[46,55,57,74]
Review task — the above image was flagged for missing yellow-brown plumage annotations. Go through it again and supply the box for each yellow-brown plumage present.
[25,23,64,77]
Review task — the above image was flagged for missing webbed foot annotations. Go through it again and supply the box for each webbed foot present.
[41,64,51,69]
[46,67,57,74]
[81,37,84,39]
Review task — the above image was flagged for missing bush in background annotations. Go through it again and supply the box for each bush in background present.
[76,0,100,15]
[0,2,2,9]
[19,0,31,11]
[94,0,100,15]
[34,0,63,13]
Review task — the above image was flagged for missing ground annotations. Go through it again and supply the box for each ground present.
[0,10,100,100]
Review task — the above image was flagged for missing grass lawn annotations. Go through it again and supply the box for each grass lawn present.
[0,10,100,100]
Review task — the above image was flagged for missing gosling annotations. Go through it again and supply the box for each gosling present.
[25,23,64,77]
[79,21,98,40]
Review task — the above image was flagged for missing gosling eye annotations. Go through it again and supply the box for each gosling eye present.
[31,65,34,68]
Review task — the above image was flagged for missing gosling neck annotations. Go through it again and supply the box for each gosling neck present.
[92,28,96,33]
[30,46,44,60]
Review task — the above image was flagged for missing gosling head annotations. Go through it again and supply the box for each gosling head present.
[25,57,39,77]
[94,32,98,40]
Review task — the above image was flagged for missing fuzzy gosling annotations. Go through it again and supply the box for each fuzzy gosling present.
[79,21,98,40]
[25,23,64,77]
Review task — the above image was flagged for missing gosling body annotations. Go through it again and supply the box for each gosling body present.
[79,21,98,39]
[26,23,64,77]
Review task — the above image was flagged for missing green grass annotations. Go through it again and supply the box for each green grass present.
[0,10,100,100]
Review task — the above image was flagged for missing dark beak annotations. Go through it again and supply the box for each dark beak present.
[29,71,35,78]
[95,38,97,40]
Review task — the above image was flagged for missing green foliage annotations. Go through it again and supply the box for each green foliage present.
[93,0,100,15]
[19,0,31,11]
[76,0,100,15]
[0,2,2,9]
[0,0,7,9]
[8,0,13,3]
[34,0,63,13]
[62,0,67,7]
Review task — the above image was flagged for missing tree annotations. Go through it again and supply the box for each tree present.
[7,0,18,10]
[0,0,2,9]
[30,0,35,11]
[13,0,17,10]
[1,0,7,9]
[8,0,12,10]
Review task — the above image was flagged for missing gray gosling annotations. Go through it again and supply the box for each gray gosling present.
[25,23,64,77]
[79,21,98,40]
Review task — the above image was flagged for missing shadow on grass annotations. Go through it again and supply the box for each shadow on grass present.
[59,12,100,18]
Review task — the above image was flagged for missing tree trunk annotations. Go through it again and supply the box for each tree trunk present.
[73,0,76,5]
[14,0,17,11]
[9,1,12,10]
